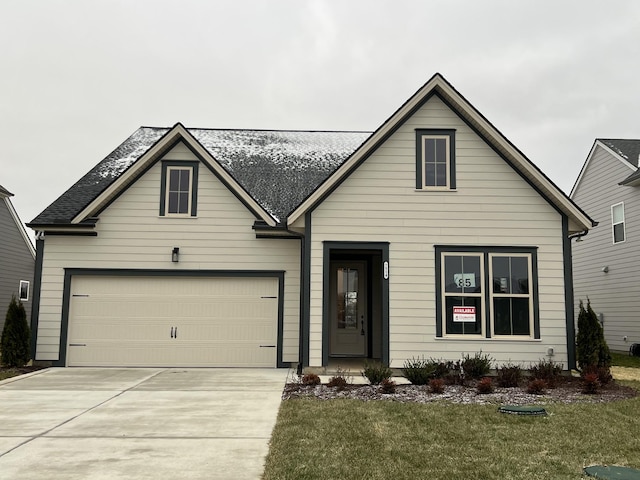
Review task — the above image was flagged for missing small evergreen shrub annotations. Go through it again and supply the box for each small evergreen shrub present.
[362,361,392,385]
[1,296,30,367]
[402,356,437,385]
[429,378,445,394]
[476,377,494,394]
[461,351,493,379]
[496,363,523,388]
[582,373,600,394]
[576,299,612,371]
[301,373,321,386]
[379,378,396,394]
[529,359,563,388]
[527,379,547,395]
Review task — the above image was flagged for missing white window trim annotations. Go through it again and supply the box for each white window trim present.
[611,202,626,244]
[165,166,194,217]
[422,135,451,190]
[488,253,534,338]
[19,280,30,302]
[441,252,484,338]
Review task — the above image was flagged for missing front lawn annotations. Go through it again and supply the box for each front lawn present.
[264,380,640,480]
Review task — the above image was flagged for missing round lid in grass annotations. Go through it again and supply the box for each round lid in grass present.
[583,465,640,479]
[498,405,547,416]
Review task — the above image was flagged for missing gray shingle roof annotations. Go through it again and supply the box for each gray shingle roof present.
[599,139,640,166]
[598,139,640,186]
[31,127,371,225]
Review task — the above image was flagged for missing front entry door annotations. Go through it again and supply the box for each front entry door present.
[330,261,367,356]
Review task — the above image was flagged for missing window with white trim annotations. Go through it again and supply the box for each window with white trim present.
[19,280,29,302]
[489,254,533,336]
[611,202,625,244]
[416,129,456,190]
[159,161,199,217]
[442,253,483,336]
[436,247,538,339]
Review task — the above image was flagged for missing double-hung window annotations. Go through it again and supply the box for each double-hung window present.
[416,129,456,190]
[611,202,625,244]
[436,247,539,339]
[159,161,199,217]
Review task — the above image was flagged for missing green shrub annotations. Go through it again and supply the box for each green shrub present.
[361,361,392,385]
[496,363,523,388]
[379,378,396,394]
[526,379,547,395]
[529,359,563,388]
[301,373,321,386]
[402,356,437,385]
[429,378,445,394]
[1,296,30,367]
[576,299,611,371]
[476,377,494,394]
[461,352,493,379]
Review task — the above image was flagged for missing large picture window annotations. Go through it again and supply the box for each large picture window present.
[416,129,456,190]
[436,247,539,339]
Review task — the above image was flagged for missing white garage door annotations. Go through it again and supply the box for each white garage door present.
[66,275,279,367]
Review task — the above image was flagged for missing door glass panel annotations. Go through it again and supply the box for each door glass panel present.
[337,268,358,329]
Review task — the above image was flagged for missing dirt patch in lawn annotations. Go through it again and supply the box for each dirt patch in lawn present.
[283,376,637,405]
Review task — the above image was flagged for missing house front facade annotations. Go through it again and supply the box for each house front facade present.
[28,74,593,370]
[571,139,640,352]
[0,184,35,331]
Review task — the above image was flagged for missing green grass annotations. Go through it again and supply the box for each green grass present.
[264,383,640,480]
[611,352,640,369]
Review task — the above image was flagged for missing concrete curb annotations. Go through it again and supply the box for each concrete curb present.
[0,367,49,386]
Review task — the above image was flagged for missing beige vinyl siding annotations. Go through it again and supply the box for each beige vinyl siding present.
[36,142,300,363]
[309,95,567,367]
[571,145,640,352]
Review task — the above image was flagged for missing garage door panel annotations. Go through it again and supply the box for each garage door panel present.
[67,276,279,367]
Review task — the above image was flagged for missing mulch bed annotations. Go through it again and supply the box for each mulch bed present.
[283,376,638,405]
[0,365,47,380]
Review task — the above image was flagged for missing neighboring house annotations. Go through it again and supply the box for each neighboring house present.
[28,73,593,370]
[0,184,36,332]
[570,139,640,352]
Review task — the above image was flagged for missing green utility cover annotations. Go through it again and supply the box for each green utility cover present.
[498,405,547,416]
[583,465,640,479]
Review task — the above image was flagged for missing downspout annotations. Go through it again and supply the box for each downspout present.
[283,224,305,375]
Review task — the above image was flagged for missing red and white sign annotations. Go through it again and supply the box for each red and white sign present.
[453,306,476,323]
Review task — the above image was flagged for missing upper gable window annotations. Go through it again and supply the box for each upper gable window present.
[611,202,625,244]
[416,129,456,190]
[160,161,199,217]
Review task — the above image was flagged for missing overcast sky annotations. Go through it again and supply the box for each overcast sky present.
[2,0,640,238]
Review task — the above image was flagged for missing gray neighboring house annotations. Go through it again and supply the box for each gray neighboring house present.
[570,139,640,352]
[0,184,36,331]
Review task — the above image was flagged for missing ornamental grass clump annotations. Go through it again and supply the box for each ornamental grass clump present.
[527,378,547,395]
[361,361,392,385]
[402,356,437,385]
[379,378,397,394]
[429,378,445,394]
[327,367,350,391]
[476,377,494,394]
[301,373,321,386]
[582,373,600,394]
[461,351,493,379]
[496,363,523,388]
[529,358,563,388]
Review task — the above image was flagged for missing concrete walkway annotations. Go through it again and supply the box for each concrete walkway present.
[0,367,289,479]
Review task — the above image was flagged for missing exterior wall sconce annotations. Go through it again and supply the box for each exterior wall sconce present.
[172,247,180,263]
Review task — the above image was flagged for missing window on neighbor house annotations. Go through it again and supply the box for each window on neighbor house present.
[611,202,625,244]
[416,129,456,190]
[159,161,199,216]
[436,247,539,339]
[19,280,29,302]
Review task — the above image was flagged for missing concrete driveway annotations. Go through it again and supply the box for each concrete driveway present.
[0,367,289,479]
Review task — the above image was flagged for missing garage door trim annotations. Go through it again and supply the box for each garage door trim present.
[56,268,286,367]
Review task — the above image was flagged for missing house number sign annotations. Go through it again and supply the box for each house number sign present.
[383,261,389,279]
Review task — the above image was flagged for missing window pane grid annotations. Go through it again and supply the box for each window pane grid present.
[490,254,532,337]
[423,135,449,188]
[442,254,483,336]
[166,167,192,215]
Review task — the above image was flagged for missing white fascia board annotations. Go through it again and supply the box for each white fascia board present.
[72,124,277,227]
[4,197,35,258]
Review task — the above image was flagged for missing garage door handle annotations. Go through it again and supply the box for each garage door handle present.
[260,345,276,348]
[170,327,174,338]
[175,327,178,338]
